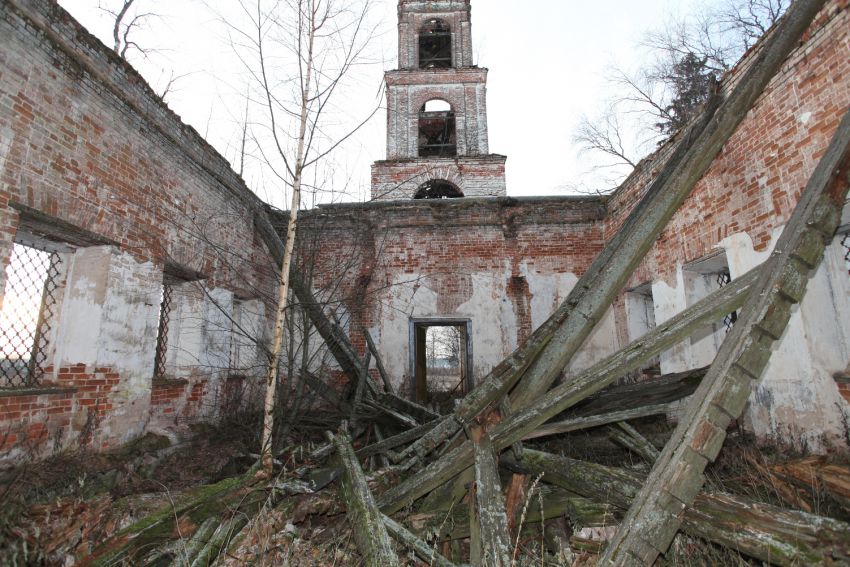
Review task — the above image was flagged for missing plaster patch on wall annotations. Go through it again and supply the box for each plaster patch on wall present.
[0,125,12,177]
[521,262,579,331]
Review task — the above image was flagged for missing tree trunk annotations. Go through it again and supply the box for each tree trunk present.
[259,0,317,476]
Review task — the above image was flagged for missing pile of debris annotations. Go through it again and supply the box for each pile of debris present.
[3,0,850,564]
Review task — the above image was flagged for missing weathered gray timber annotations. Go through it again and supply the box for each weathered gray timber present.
[473,436,512,567]
[382,514,459,567]
[350,350,371,428]
[378,267,755,513]
[608,422,660,463]
[601,103,850,566]
[527,367,707,439]
[527,402,679,440]
[300,370,353,413]
[329,431,400,567]
[568,367,707,417]
[377,392,440,424]
[372,424,392,469]
[505,450,850,566]
[407,485,585,541]
[364,329,395,395]
[356,421,438,460]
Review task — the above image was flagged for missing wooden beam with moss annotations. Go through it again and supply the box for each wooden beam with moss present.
[329,431,400,567]
[504,449,850,566]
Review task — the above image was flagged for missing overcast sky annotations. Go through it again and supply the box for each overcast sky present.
[56,0,705,207]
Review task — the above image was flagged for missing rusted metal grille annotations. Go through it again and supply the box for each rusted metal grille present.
[153,283,174,378]
[842,233,850,275]
[1,243,62,388]
[717,270,737,333]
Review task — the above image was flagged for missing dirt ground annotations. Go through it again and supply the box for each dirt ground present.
[1,415,848,567]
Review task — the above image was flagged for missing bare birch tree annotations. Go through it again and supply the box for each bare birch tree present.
[216,0,378,475]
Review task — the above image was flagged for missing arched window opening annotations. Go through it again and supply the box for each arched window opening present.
[414,179,464,200]
[418,100,456,157]
[419,19,452,69]
[423,99,451,112]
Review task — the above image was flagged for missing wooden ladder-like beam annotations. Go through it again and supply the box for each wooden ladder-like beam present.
[601,103,850,567]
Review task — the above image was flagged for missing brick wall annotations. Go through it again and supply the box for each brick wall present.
[0,0,273,461]
[397,0,473,70]
[603,0,850,451]
[606,0,850,288]
[285,195,607,394]
[372,155,507,200]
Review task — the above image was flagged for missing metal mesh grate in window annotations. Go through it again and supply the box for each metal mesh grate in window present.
[0,243,62,387]
[717,270,737,333]
[843,233,849,276]
[153,283,174,378]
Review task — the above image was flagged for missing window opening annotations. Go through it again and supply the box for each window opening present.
[412,321,470,412]
[418,101,457,157]
[419,19,452,69]
[414,179,464,200]
[0,242,62,387]
[716,269,737,333]
[153,281,174,378]
[842,233,850,275]
[625,283,659,378]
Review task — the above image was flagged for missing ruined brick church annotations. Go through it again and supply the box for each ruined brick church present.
[1,0,849,468]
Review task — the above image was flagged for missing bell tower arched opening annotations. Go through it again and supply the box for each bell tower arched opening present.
[418,99,456,157]
[419,19,452,69]
[414,179,464,200]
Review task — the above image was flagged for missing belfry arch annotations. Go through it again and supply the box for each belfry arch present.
[413,179,464,199]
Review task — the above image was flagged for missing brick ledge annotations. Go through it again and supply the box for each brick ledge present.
[151,377,189,388]
[0,386,77,398]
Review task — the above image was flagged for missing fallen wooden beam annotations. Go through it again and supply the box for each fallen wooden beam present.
[603,90,850,565]
[328,431,400,567]
[378,266,755,513]
[527,402,679,440]
[350,350,372,428]
[567,367,706,418]
[472,436,512,567]
[406,485,586,541]
[608,422,660,463]
[527,367,706,440]
[85,466,266,566]
[356,421,438,460]
[382,514,458,567]
[505,449,850,566]
[301,370,352,413]
[364,329,395,395]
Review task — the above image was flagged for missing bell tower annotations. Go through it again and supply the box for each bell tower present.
[371,0,507,200]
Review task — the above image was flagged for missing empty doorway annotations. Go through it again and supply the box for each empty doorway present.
[410,319,472,410]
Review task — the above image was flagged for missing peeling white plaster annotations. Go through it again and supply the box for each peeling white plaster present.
[652,228,849,453]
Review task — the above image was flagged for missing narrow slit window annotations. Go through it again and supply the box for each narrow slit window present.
[153,281,174,378]
[0,243,62,387]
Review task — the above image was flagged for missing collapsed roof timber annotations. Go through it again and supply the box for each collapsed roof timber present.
[0,0,849,565]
